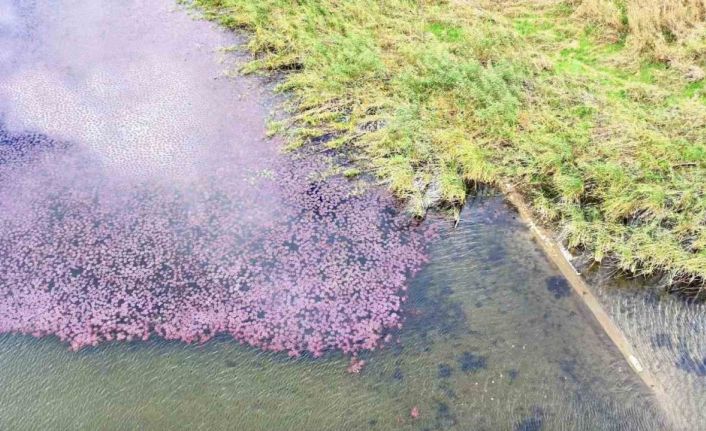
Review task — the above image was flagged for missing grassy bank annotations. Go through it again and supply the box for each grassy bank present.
[193,0,706,289]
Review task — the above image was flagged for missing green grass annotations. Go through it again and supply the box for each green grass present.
[193,0,706,289]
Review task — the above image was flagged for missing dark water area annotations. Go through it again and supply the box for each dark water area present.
[0,0,678,429]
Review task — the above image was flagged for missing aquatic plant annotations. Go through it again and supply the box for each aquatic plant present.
[437,363,453,379]
[0,129,430,356]
[458,351,487,373]
[546,276,572,299]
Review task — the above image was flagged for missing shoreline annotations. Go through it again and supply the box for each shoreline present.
[193,0,706,292]
[500,182,679,429]
[186,5,682,429]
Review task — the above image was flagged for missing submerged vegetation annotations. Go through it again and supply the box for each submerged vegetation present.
[194,0,706,289]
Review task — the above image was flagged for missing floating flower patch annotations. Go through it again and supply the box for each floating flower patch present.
[0,128,431,357]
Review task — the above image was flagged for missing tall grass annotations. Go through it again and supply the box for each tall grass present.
[194,0,706,290]
[573,0,624,40]
[627,0,705,54]
[572,0,706,66]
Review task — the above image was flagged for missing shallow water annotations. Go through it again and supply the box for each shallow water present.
[0,1,671,429]
[0,197,669,430]
[589,273,706,430]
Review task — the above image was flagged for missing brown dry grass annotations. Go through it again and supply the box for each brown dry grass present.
[628,0,706,62]
[573,0,625,41]
[573,0,706,65]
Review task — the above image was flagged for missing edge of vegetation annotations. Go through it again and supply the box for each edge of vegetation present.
[192,0,706,292]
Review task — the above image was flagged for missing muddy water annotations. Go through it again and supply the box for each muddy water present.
[0,0,671,429]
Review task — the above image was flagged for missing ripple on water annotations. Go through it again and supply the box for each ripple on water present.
[0,0,432,357]
[592,273,706,428]
[0,0,675,429]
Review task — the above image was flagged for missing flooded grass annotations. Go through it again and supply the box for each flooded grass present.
[192,0,706,289]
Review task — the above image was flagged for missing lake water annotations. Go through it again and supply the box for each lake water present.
[0,1,688,429]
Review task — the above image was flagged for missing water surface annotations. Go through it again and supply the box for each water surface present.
[589,271,706,429]
[0,1,670,429]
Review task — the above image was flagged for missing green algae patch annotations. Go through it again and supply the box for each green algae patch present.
[193,0,706,289]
